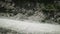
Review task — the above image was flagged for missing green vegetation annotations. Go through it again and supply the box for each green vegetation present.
[0,0,60,24]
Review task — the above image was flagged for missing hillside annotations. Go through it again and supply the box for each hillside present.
[0,0,60,24]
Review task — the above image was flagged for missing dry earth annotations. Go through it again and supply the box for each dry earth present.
[0,18,60,34]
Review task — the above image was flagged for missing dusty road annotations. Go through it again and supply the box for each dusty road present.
[0,18,60,34]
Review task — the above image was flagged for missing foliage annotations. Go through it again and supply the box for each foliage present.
[0,0,60,24]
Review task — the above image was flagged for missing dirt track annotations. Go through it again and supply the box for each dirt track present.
[0,18,60,34]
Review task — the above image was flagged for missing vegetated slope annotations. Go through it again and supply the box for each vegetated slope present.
[0,0,60,24]
[0,18,60,34]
